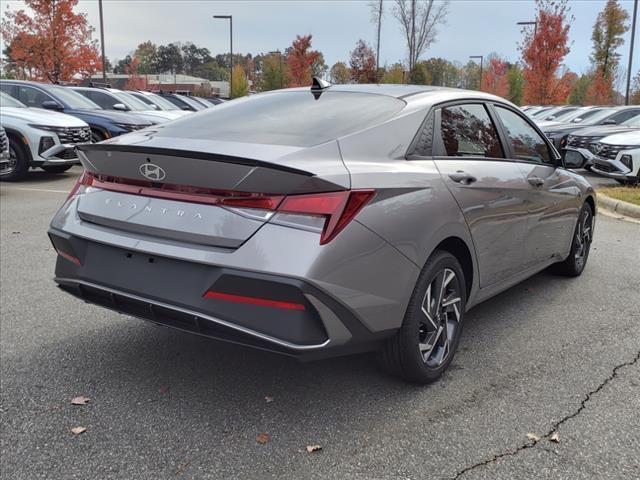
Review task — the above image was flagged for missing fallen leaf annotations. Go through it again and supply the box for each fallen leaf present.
[70,396,90,406]
[526,433,540,442]
[175,461,190,476]
[159,385,170,394]
[256,433,270,444]
[550,432,560,443]
[71,426,87,435]
[264,396,274,403]
[306,445,322,453]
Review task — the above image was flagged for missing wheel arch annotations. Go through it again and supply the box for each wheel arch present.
[584,194,596,216]
[4,128,33,164]
[432,236,474,300]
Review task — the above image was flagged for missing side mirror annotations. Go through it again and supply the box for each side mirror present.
[41,100,63,111]
[151,104,160,110]
[112,103,128,111]
[571,117,583,123]
[563,150,585,169]
[181,105,191,111]
[602,118,617,125]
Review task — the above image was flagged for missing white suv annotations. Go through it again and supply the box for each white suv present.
[590,130,640,185]
[0,91,91,181]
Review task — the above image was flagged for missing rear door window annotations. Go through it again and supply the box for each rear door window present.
[18,86,53,108]
[494,106,553,165]
[438,103,504,158]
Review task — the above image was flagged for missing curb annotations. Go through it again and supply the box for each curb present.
[597,192,640,219]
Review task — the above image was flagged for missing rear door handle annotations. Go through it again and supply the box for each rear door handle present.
[449,171,477,185]
[528,176,545,187]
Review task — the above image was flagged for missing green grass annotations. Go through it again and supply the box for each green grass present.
[599,186,640,206]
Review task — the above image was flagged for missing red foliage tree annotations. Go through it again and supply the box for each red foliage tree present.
[349,39,377,84]
[285,35,321,87]
[1,0,101,83]
[585,72,614,104]
[123,57,147,91]
[481,56,509,98]
[521,0,573,104]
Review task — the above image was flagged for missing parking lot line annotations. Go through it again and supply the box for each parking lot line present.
[0,186,69,194]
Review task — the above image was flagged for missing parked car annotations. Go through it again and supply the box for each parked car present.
[156,92,206,111]
[542,106,640,150]
[0,91,90,181]
[563,114,640,170]
[536,106,605,129]
[49,83,596,384]
[588,130,640,184]
[70,86,186,124]
[187,96,215,108]
[533,105,580,123]
[0,80,152,142]
[128,91,191,117]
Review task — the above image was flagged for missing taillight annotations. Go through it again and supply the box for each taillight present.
[275,190,375,244]
[76,171,375,244]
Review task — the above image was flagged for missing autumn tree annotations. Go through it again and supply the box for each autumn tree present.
[134,41,158,74]
[329,62,351,84]
[285,35,321,87]
[382,63,405,83]
[230,64,248,98]
[630,72,640,105]
[568,73,592,105]
[408,62,429,84]
[507,64,524,105]
[481,55,509,98]
[262,53,287,91]
[422,57,459,87]
[123,57,147,90]
[157,43,183,74]
[349,39,377,84]
[521,0,574,104]
[460,60,480,90]
[586,0,629,104]
[1,0,100,82]
[393,0,449,71]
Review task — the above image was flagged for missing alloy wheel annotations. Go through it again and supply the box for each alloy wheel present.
[0,145,18,176]
[573,208,592,268]
[418,268,462,368]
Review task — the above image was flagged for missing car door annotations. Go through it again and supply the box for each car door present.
[83,90,119,110]
[432,102,531,288]
[492,104,579,268]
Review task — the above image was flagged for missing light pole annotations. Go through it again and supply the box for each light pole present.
[517,20,538,37]
[98,0,106,83]
[625,0,638,105]
[268,50,283,89]
[469,55,483,91]
[213,15,233,98]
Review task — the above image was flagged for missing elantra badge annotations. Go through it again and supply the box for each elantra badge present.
[139,163,166,181]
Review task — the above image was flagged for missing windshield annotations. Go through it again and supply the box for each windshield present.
[113,91,152,111]
[621,114,640,127]
[48,85,101,110]
[580,108,617,125]
[155,91,406,147]
[176,95,205,110]
[0,91,26,108]
[530,107,556,118]
[553,108,590,122]
[145,93,181,110]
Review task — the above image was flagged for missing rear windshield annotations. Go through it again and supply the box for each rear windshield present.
[155,91,406,147]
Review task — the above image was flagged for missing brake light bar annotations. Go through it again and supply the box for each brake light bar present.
[73,171,375,244]
[204,290,306,311]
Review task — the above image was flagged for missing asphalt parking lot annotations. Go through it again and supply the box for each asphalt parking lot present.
[1,167,639,480]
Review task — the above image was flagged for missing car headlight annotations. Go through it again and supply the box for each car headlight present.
[29,124,64,133]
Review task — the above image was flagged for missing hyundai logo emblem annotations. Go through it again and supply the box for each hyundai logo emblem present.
[139,163,166,181]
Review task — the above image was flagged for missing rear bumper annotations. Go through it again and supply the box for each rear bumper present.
[49,229,395,360]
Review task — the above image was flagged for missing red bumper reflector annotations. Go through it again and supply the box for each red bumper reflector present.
[56,250,81,266]
[204,291,305,311]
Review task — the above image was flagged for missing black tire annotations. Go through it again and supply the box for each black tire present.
[91,129,105,143]
[378,250,467,384]
[1,136,30,181]
[551,202,594,277]
[41,165,72,174]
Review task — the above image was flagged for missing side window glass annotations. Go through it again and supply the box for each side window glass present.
[18,86,51,108]
[439,104,504,158]
[89,91,116,109]
[0,83,18,97]
[495,106,552,165]
[610,110,639,124]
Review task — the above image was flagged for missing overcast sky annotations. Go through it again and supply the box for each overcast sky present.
[2,0,638,76]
